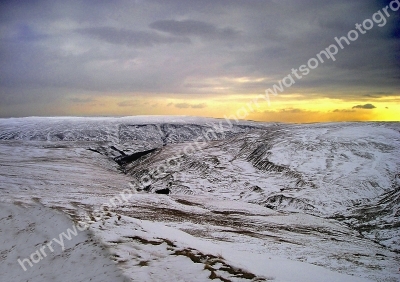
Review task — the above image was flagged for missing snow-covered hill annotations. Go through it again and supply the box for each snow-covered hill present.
[0,117,399,281]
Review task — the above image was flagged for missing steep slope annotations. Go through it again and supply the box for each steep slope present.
[126,122,400,252]
[0,117,399,281]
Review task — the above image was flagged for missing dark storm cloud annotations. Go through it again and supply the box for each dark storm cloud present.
[0,0,399,116]
[352,104,377,109]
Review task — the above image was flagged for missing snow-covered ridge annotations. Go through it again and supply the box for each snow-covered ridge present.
[0,116,266,142]
[124,121,400,252]
[0,116,267,157]
[0,117,399,281]
[0,202,128,282]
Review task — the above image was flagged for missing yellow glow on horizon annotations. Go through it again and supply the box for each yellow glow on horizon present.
[64,93,400,123]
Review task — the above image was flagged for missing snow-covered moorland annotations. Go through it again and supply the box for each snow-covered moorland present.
[0,116,399,281]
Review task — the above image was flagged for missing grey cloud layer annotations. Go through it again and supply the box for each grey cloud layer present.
[76,27,191,47]
[174,102,207,109]
[352,103,377,109]
[149,20,239,40]
[0,0,399,114]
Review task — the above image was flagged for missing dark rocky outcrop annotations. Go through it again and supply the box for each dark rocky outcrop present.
[114,148,158,166]
[155,188,170,195]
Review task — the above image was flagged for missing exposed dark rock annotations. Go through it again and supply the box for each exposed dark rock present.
[110,146,126,156]
[114,148,158,166]
[87,148,102,154]
[155,188,170,195]
[251,185,262,192]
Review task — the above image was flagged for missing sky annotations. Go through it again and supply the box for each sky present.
[0,0,399,122]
